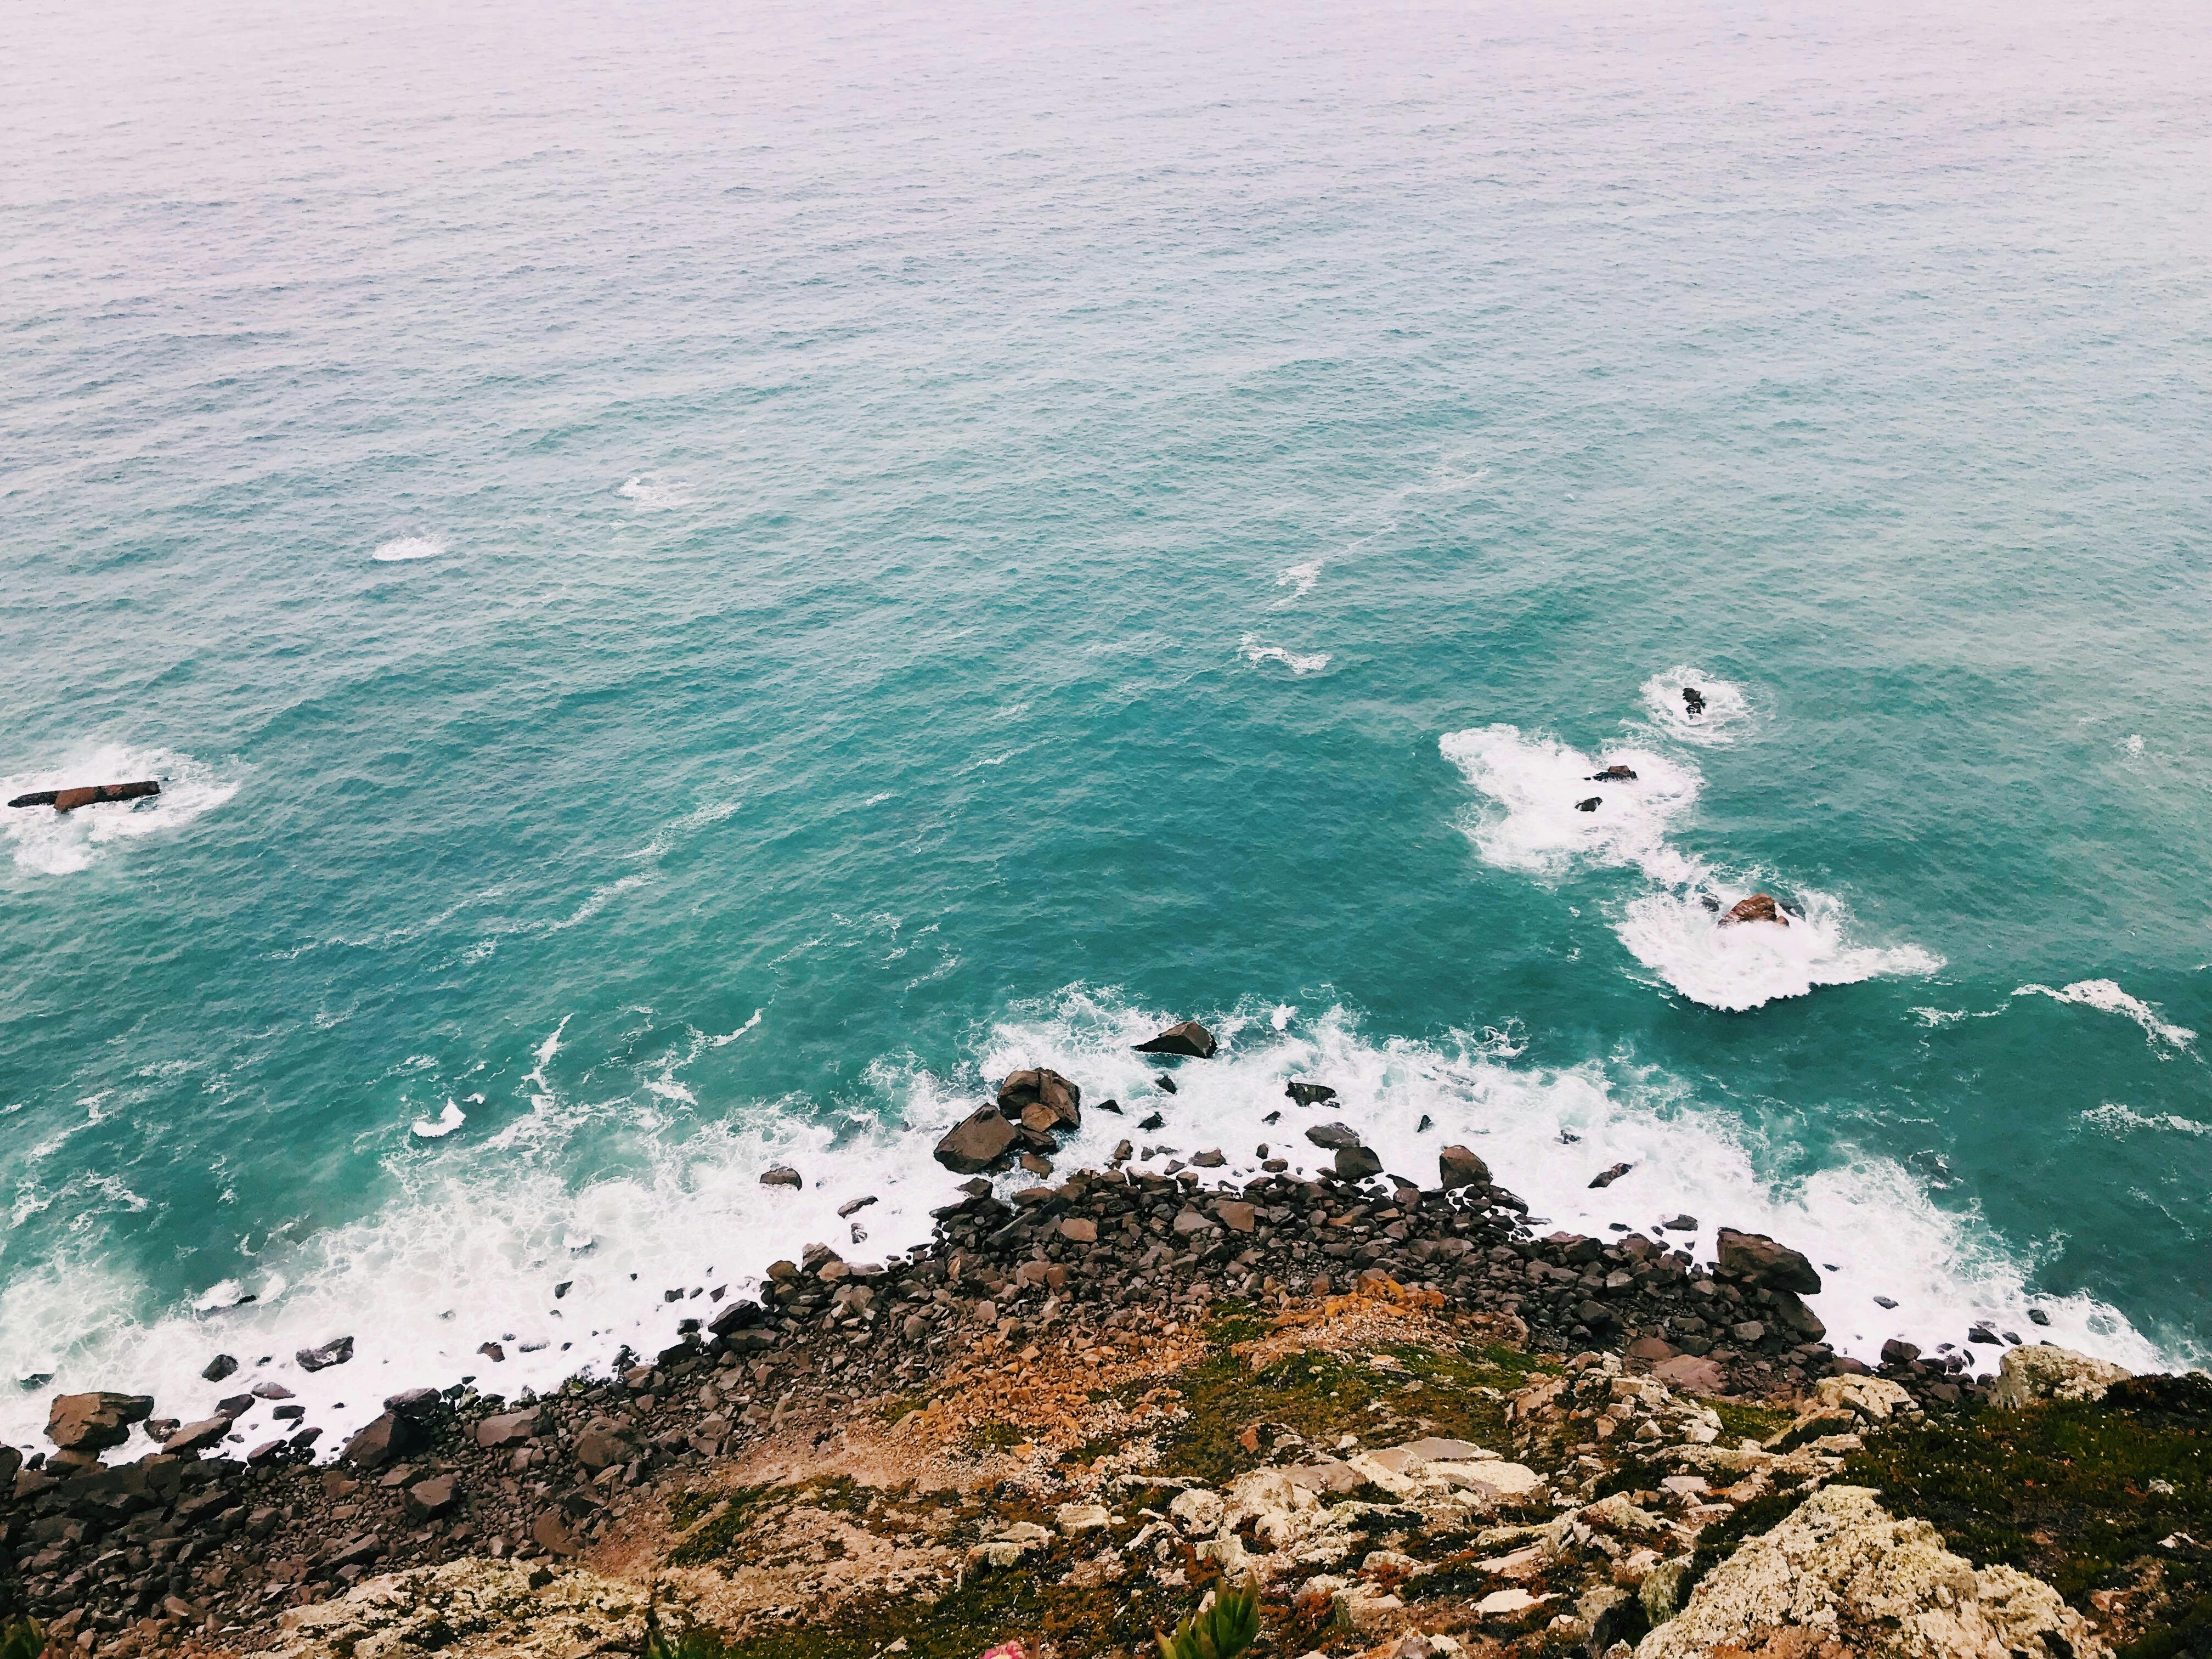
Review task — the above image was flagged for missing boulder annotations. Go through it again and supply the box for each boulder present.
[1135,1021,1217,1059]
[1768,1288,1827,1342]
[297,1335,356,1373]
[572,1418,636,1472]
[1880,1338,1921,1368]
[1682,687,1706,715]
[1286,1081,1337,1107]
[475,1409,543,1448]
[1575,797,1601,812]
[1719,893,1786,926]
[162,1417,233,1456]
[933,1106,1018,1173]
[1438,1146,1491,1189]
[1715,1228,1821,1294]
[1634,1485,2104,1659]
[1305,1122,1363,1151]
[997,1069,1081,1131]
[341,1409,427,1470]
[46,1391,155,1452]
[201,1355,239,1384]
[1058,1218,1098,1244]
[1589,764,1638,782]
[1589,1161,1633,1189]
[1990,1344,2131,1409]
[1651,1355,1725,1395]
[759,1166,802,1189]
[1812,1375,1916,1422]
[403,1474,459,1522]
[1335,1146,1384,1181]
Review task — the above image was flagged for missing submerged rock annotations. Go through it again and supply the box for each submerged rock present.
[1588,1161,1633,1189]
[8,780,160,810]
[1683,686,1706,715]
[1135,1020,1217,1058]
[1575,795,1602,812]
[1635,1485,2105,1659]
[297,1336,356,1373]
[1719,892,1786,926]
[1286,1080,1337,1107]
[758,1165,803,1190]
[1589,764,1638,781]
[1305,1122,1364,1151]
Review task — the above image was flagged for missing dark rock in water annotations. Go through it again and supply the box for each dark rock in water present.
[836,1195,877,1218]
[1095,1098,1122,1115]
[1588,764,1638,782]
[1881,1338,1921,1367]
[1138,1111,1165,1131]
[1558,1130,1581,1144]
[1155,1074,1178,1094]
[759,1166,803,1190]
[215,1393,255,1420]
[1575,796,1601,812]
[1874,1295,1898,1310]
[1716,1227,1822,1293]
[997,1068,1081,1131]
[934,1105,1019,1173]
[1719,892,1786,926]
[252,1380,295,1400]
[1305,1122,1363,1151]
[9,780,160,810]
[1261,1110,1280,1125]
[2027,1307,2051,1327]
[1700,894,1722,912]
[1136,1020,1217,1058]
[297,1335,355,1373]
[478,1341,506,1363]
[1683,686,1706,715]
[1968,1324,2001,1345]
[201,1353,239,1384]
[383,1386,441,1418]
[1334,1145,1384,1181]
[1661,1214,1697,1232]
[1588,1162,1633,1189]
[1438,1145,1490,1189]
[1286,1080,1336,1108]
[1416,1113,1432,1132]
[46,1391,155,1451]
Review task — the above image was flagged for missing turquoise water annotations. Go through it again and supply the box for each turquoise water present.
[5,0,2211,1446]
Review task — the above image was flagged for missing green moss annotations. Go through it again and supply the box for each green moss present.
[1704,1397,1796,1444]
[696,1566,1274,1659]
[1133,1329,1551,1489]
[966,1419,1025,1451]
[2121,1593,2212,1659]
[667,1486,778,1566]
[1842,1376,2212,1603]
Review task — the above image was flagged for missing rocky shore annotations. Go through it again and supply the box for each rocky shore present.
[3,1055,2206,1659]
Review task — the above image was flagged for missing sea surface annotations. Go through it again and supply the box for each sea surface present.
[4,0,2211,1451]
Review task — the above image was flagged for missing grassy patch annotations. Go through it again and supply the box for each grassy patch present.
[1131,1330,1550,1489]
[966,1419,1025,1451]
[1842,1375,2212,1605]
[1704,1397,1796,1444]
[693,1565,1274,1659]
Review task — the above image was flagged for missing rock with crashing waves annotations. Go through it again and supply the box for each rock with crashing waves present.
[1719,892,1785,926]
[1135,1020,1217,1058]
[996,1067,1081,1131]
[1716,1227,1822,1294]
[933,1105,1019,1173]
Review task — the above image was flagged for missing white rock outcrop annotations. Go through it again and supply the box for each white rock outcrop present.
[1990,1344,2132,1409]
[255,1557,651,1659]
[1636,1485,2105,1659]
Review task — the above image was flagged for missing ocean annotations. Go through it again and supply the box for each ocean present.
[4,0,2210,1451]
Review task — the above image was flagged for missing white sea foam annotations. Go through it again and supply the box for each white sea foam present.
[411,1099,467,1139]
[2015,980,2196,1053]
[1638,666,1756,746]
[617,472,688,510]
[371,534,446,562]
[1,746,240,877]
[0,988,2182,1453]
[1239,635,1330,675]
[1439,723,1937,1011]
[1272,560,1322,604]
[1439,725,1701,884]
[1618,888,1942,1013]
[2081,1102,2212,1138]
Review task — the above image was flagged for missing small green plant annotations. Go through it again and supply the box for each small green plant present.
[0,1621,44,1659]
[1156,1578,1260,1659]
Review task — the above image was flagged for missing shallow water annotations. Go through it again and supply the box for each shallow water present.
[4,0,2211,1448]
